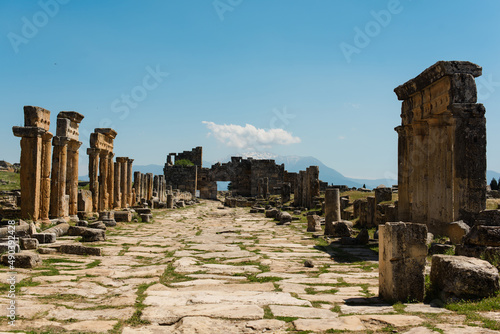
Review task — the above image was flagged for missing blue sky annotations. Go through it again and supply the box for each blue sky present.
[1,0,499,179]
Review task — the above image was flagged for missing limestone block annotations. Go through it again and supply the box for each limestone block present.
[447,221,470,244]
[0,243,20,254]
[81,228,106,242]
[324,221,352,237]
[68,226,87,236]
[1,252,42,268]
[379,222,428,302]
[355,228,370,245]
[114,210,133,222]
[78,189,93,213]
[464,225,500,247]
[431,254,499,301]
[89,221,107,230]
[375,187,392,203]
[59,244,102,256]
[20,238,39,250]
[140,214,153,223]
[278,212,292,225]
[307,215,322,232]
[32,233,57,244]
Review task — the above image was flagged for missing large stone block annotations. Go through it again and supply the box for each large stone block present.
[306,215,322,232]
[32,233,56,244]
[81,228,106,242]
[78,189,93,212]
[1,252,42,268]
[430,254,499,301]
[375,187,392,203]
[58,244,102,256]
[447,221,470,244]
[464,225,500,247]
[379,222,428,303]
[114,210,133,222]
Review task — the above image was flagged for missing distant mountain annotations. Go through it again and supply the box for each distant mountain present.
[84,157,500,191]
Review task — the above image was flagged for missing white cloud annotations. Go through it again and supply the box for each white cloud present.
[202,121,301,150]
[338,135,346,140]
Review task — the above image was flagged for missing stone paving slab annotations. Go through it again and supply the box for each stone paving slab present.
[269,305,338,319]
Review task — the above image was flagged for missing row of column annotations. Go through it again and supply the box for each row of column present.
[13,107,84,222]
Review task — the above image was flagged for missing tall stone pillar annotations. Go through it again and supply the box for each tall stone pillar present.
[133,171,141,202]
[146,173,154,200]
[66,140,82,219]
[325,188,341,224]
[114,161,121,209]
[98,150,109,211]
[40,131,53,222]
[117,157,128,208]
[87,148,100,213]
[50,136,69,218]
[127,159,134,206]
[394,61,486,235]
[107,153,115,209]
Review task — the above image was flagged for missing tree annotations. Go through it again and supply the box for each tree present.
[491,178,499,191]
[174,159,194,167]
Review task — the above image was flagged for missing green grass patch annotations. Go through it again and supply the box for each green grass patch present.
[86,260,101,269]
[125,282,155,326]
[0,171,20,191]
[160,263,195,286]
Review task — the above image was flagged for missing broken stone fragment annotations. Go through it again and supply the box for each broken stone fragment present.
[430,254,499,301]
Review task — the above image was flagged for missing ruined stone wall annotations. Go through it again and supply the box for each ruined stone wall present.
[167,146,202,167]
[164,165,197,196]
[394,61,486,235]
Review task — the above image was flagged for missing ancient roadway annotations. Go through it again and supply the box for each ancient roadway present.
[0,200,496,333]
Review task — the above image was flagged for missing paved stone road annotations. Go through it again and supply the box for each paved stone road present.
[0,200,498,333]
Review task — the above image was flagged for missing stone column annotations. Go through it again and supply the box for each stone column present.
[66,140,81,219]
[117,157,128,208]
[50,136,69,218]
[325,188,341,224]
[98,150,109,211]
[127,159,134,206]
[39,131,53,222]
[12,127,45,221]
[107,153,115,209]
[133,171,141,202]
[146,173,154,200]
[114,161,121,209]
[167,192,174,209]
[87,148,100,213]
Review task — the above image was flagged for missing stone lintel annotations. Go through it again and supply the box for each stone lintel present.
[116,157,128,163]
[23,106,51,131]
[95,128,117,139]
[12,126,46,138]
[58,111,84,123]
[394,61,482,101]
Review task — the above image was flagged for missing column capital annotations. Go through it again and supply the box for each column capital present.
[116,157,128,163]
[127,159,134,165]
[87,148,100,156]
[67,140,82,151]
[12,126,46,138]
[52,136,70,146]
[99,150,110,157]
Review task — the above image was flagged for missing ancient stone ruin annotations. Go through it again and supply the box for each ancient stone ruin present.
[395,61,486,235]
